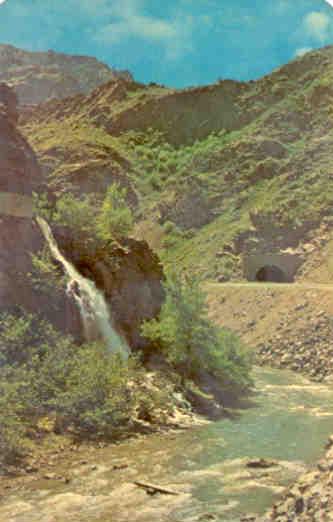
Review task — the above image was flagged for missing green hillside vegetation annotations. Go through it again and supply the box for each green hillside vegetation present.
[22,46,333,281]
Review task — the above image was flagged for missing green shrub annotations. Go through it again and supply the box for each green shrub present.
[142,273,252,392]
[0,303,188,462]
[97,183,134,241]
[43,343,134,437]
[32,192,53,221]
[0,311,59,366]
[0,368,29,464]
[0,312,134,450]
[30,246,66,298]
[53,192,98,234]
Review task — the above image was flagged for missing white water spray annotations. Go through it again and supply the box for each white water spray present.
[37,217,129,359]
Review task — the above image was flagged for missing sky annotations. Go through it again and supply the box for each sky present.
[1,0,333,87]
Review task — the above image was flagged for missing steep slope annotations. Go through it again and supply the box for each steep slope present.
[0,83,164,350]
[20,45,333,281]
[0,44,133,105]
[0,83,82,337]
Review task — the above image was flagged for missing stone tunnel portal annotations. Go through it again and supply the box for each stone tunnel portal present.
[243,254,302,283]
[255,265,287,283]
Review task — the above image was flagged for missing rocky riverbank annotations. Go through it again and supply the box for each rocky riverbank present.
[251,436,333,522]
[1,367,333,522]
[0,365,214,485]
[256,307,333,383]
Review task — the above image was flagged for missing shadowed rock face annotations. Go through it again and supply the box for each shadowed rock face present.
[0,83,39,196]
[0,83,18,124]
[0,84,82,338]
[54,228,165,350]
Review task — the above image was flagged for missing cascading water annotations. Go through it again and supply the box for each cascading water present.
[37,217,129,359]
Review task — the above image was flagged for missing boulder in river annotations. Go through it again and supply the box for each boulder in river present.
[246,458,278,469]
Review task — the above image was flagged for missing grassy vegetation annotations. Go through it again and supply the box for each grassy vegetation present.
[35,182,134,244]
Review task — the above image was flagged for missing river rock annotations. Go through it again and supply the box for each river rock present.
[255,433,333,521]
[246,458,277,469]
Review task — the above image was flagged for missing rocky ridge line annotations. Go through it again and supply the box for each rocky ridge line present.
[0,44,133,105]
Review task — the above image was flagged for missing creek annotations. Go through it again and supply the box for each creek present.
[2,367,333,522]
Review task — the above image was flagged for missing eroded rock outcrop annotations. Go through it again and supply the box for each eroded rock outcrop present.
[0,84,81,337]
[54,229,165,350]
[0,44,133,105]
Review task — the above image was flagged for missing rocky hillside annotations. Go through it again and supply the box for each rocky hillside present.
[0,44,133,105]
[0,83,81,337]
[0,83,163,349]
[18,44,333,281]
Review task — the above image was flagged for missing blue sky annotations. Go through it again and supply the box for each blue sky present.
[1,0,333,87]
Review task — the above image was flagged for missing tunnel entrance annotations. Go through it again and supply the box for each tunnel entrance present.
[243,253,301,282]
[255,265,287,283]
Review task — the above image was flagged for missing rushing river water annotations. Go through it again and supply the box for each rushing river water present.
[2,367,333,522]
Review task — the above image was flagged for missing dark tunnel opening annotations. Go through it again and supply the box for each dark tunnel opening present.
[255,265,288,283]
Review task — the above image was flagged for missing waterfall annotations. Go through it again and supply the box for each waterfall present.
[37,217,129,359]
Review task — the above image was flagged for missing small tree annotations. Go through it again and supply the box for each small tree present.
[97,183,133,242]
[142,273,251,391]
[53,192,98,235]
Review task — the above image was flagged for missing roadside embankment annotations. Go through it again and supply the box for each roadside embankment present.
[206,282,333,382]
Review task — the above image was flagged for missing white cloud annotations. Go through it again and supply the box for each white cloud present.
[294,46,312,57]
[303,11,331,43]
[94,1,194,61]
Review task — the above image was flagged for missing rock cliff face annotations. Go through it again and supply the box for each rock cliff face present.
[0,44,133,105]
[0,83,82,337]
[0,83,38,196]
[54,229,165,350]
[0,83,164,348]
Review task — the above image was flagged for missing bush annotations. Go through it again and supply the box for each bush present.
[0,309,182,463]
[0,311,59,366]
[43,343,134,437]
[36,184,133,245]
[97,183,134,241]
[53,192,98,235]
[142,273,252,392]
[0,368,29,464]
[30,246,66,298]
